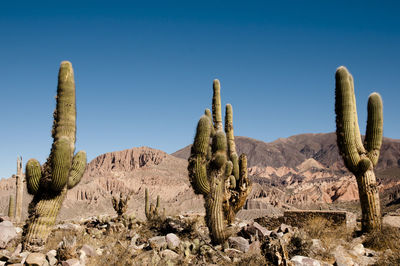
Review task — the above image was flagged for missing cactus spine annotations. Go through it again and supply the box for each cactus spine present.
[188,79,251,244]
[335,66,382,233]
[8,194,15,219]
[15,156,24,223]
[23,61,87,251]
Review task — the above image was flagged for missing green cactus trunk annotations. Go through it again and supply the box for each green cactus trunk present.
[335,66,382,233]
[8,194,15,219]
[188,79,251,244]
[23,61,86,251]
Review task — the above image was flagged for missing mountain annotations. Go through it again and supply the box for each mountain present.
[173,133,400,170]
[1,133,399,221]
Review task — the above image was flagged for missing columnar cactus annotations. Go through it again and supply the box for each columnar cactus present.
[8,194,15,219]
[145,188,165,221]
[23,61,87,251]
[112,192,131,220]
[335,66,383,232]
[188,79,251,244]
[15,156,24,223]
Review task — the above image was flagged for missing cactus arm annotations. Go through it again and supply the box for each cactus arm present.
[212,79,223,131]
[364,93,383,166]
[225,104,239,180]
[335,66,361,173]
[188,115,212,195]
[25,159,42,195]
[67,151,87,189]
[349,74,367,155]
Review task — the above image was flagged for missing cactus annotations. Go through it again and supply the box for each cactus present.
[8,194,15,219]
[145,188,165,221]
[335,66,382,232]
[112,192,131,220]
[15,156,24,223]
[188,79,251,244]
[23,61,87,251]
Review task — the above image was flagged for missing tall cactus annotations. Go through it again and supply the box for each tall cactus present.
[188,79,251,244]
[23,61,87,251]
[15,156,24,223]
[8,194,15,219]
[335,66,383,232]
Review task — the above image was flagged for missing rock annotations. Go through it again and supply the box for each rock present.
[61,259,81,266]
[149,236,167,250]
[46,250,57,266]
[243,222,272,240]
[0,221,17,248]
[248,240,262,255]
[228,236,249,252]
[351,243,365,256]
[160,249,179,259]
[56,223,83,231]
[333,246,354,266]
[80,244,96,257]
[7,255,24,264]
[278,224,291,234]
[166,233,180,250]
[291,255,324,266]
[11,243,22,256]
[224,248,243,258]
[15,227,23,234]
[310,239,326,255]
[0,250,11,261]
[25,252,49,266]
[0,262,5,266]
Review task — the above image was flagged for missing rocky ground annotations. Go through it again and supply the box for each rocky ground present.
[1,208,400,266]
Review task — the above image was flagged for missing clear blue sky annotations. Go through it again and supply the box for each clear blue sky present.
[1,1,399,178]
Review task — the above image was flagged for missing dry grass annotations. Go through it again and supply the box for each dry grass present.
[363,225,400,251]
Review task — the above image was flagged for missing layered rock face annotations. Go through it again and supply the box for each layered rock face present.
[1,133,399,221]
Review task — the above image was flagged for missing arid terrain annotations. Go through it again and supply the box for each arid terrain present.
[1,132,400,221]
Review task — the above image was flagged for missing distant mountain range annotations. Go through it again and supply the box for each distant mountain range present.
[1,132,399,221]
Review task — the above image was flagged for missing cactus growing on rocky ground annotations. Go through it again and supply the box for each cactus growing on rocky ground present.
[8,194,15,219]
[23,61,87,251]
[335,66,383,233]
[15,156,24,223]
[112,192,131,220]
[188,79,251,244]
[145,188,165,221]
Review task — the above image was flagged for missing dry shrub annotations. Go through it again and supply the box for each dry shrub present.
[299,217,353,260]
[363,225,400,251]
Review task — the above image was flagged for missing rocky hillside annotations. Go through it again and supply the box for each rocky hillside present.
[173,133,400,208]
[0,147,203,221]
[1,133,399,221]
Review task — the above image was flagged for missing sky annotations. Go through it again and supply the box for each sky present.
[0,1,399,178]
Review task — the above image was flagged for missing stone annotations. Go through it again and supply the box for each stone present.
[80,244,96,257]
[224,248,243,258]
[278,224,291,234]
[351,243,365,256]
[149,236,167,250]
[0,221,17,248]
[61,259,81,266]
[228,236,249,253]
[166,233,180,250]
[310,239,326,255]
[291,255,323,266]
[15,227,23,234]
[248,240,262,255]
[245,222,272,239]
[160,249,179,259]
[0,250,11,261]
[25,252,49,266]
[333,246,354,266]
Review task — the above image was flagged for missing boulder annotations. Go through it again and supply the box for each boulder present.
[228,237,249,253]
[0,221,17,248]
[25,253,49,266]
